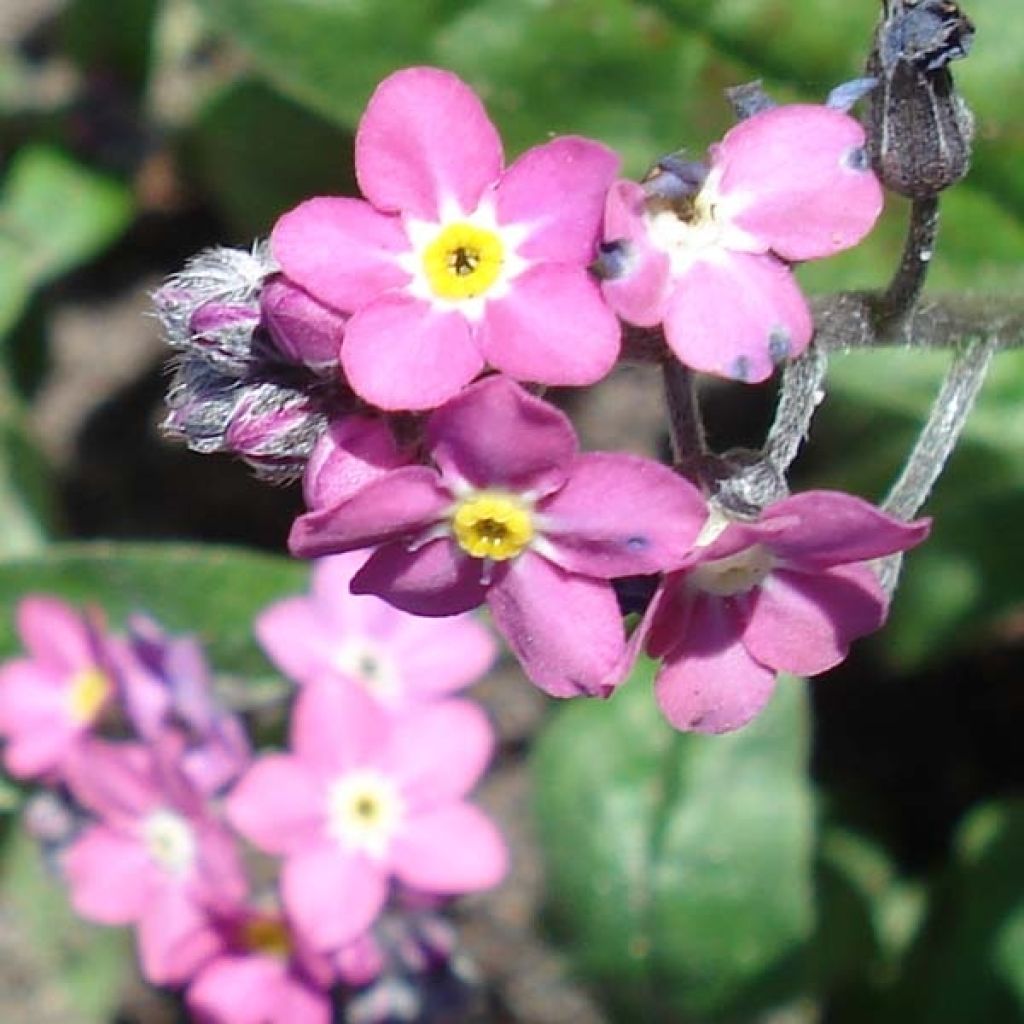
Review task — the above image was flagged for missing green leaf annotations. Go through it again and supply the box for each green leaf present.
[0,829,129,1023]
[0,542,307,677]
[533,663,816,1022]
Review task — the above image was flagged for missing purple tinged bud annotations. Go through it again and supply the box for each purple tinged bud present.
[827,77,879,112]
[726,80,778,120]
[642,154,708,203]
[591,240,633,281]
[261,275,347,373]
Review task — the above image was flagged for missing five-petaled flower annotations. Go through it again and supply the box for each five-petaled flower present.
[271,66,622,411]
[634,492,930,733]
[289,376,709,697]
[601,105,884,382]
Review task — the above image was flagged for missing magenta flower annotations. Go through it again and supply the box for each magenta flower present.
[227,681,506,952]
[602,105,883,382]
[271,66,621,411]
[186,907,336,1024]
[62,736,247,984]
[637,491,929,733]
[0,597,117,780]
[257,552,496,708]
[289,376,708,697]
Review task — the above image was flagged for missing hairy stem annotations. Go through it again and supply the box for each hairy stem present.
[878,196,941,329]
[762,342,829,476]
[661,359,706,464]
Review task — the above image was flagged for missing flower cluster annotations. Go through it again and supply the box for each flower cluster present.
[157,66,930,734]
[0,570,503,1023]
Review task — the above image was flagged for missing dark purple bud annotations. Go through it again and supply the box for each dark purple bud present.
[642,153,708,204]
[726,80,778,120]
[261,275,347,373]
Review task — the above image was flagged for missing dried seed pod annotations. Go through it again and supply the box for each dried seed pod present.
[866,0,975,198]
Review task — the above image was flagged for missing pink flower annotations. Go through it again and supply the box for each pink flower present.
[601,105,883,382]
[289,376,708,698]
[637,491,929,733]
[61,737,247,984]
[226,681,506,952]
[271,67,621,411]
[186,908,336,1024]
[0,597,117,780]
[257,552,496,709]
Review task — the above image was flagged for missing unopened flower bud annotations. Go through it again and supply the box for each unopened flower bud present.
[866,0,975,198]
[261,276,346,374]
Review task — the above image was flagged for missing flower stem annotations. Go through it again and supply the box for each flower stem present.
[661,358,706,464]
[762,342,829,477]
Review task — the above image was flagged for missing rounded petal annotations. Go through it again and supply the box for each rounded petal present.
[744,564,887,676]
[392,803,507,893]
[270,198,410,311]
[282,844,388,950]
[479,264,620,386]
[63,826,154,923]
[63,739,160,824]
[540,452,708,577]
[387,613,496,698]
[426,375,577,494]
[715,104,884,261]
[261,275,346,371]
[17,596,95,670]
[293,679,389,775]
[188,956,291,1024]
[356,67,503,221]
[663,251,812,382]
[387,700,494,807]
[289,466,450,560]
[486,552,625,697]
[600,180,671,327]
[341,293,484,411]
[762,491,931,567]
[255,597,331,685]
[351,540,490,617]
[0,662,77,778]
[137,887,223,986]
[303,416,409,512]
[653,593,777,734]
[496,136,619,262]
[226,755,323,855]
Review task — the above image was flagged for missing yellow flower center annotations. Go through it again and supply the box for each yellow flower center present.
[327,771,405,859]
[422,222,504,300]
[689,544,775,597]
[241,915,292,958]
[67,667,111,724]
[452,491,535,561]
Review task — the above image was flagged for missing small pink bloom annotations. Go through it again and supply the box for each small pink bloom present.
[289,376,709,698]
[257,552,496,709]
[638,491,929,733]
[602,105,883,382]
[227,681,506,952]
[61,736,247,984]
[271,67,622,411]
[0,597,117,780]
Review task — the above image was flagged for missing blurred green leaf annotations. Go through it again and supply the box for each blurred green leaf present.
[533,664,815,1022]
[0,146,133,339]
[0,829,129,1023]
[885,800,1024,1023]
[0,542,307,677]
[0,398,51,558]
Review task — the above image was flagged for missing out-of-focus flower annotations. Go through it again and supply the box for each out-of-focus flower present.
[227,681,506,952]
[186,907,336,1024]
[637,491,929,733]
[62,736,247,984]
[117,616,250,793]
[0,597,117,780]
[257,552,496,709]
[271,66,621,411]
[600,105,883,382]
[290,376,708,697]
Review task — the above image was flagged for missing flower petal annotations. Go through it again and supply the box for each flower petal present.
[715,105,883,261]
[652,592,777,733]
[356,67,503,222]
[226,755,323,855]
[341,293,483,411]
[270,198,410,311]
[137,887,223,986]
[426,375,576,494]
[387,700,494,807]
[744,563,887,676]
[663,251,812,382]
[282,844,388,950]
[351,540,491,617]
[387,613,496,699]
[479,264,620,386]
[63,826,154,923]
[541,452,707,577]
[188,956,291,1024]
[261,275,346,371]
[762,491,931,567]
[487,553,625,697]
[392,803,507,893]
[255,597,332,685]
[496,136,619,262]
[17,596,95,670]
[292,680,389,776]
[600,180,671,327]
[289,466,450,560]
